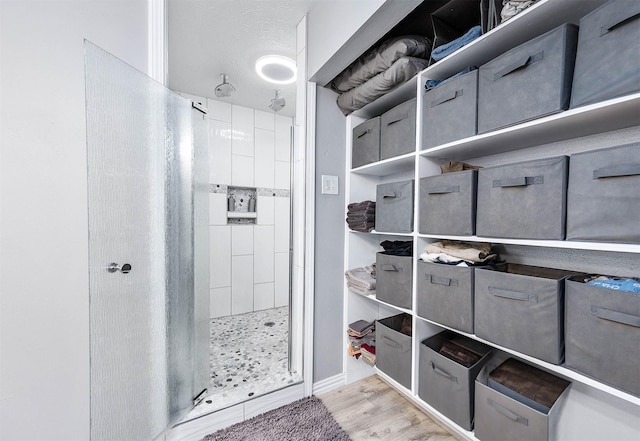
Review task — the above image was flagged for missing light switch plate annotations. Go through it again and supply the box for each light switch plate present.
[321,175,339,195]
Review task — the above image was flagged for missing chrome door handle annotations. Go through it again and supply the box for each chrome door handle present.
[107,262,132,274]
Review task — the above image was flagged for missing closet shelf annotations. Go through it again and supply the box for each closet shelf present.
[418,233,640,254]
[350,0,608,120]
[415,314,640,406]
[350,152,415,177]
[420,93,640,161]
[348,289,412,315]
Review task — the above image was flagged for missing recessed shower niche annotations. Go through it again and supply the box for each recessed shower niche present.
[227,186,257,224]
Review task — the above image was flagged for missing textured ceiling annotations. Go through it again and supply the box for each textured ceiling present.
[168,0,316,118]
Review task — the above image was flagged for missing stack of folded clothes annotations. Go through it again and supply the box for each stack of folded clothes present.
[346,200,376,232]
[583,275,640,294]
[380,240,413,256]
[360,344,376,366]
[345,264,376,296]
[420,240,498,266]
[347,320,376,362]
[431,25,482,62]
[331,35,432,115]
[439,339,482,368]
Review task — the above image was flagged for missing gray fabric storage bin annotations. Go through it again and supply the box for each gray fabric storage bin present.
[474,363,570,441]
[565,276,640,396]
[419,331,492,430]
[416,260,476,333]
[419,170,477,236]
[571,1,640,108]
[376,180,414,233]
[351,117,380,168]
[423,69,478,148]
[376,253,413,309]
[478,24,578,133]
[380,98,416,160]
[377,313,412,389]
[475,264,577,364]
[476,156,568,240]
[566,143,640,244]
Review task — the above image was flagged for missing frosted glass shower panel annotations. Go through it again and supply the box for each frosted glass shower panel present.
[85,41,200,440]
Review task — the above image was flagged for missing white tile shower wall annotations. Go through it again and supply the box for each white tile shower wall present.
[253,282,275,311]
[255,129,275,188]
[232,255,254,315]
[207,101,291,317]
[210,287,231,318]
[209,120,232,185]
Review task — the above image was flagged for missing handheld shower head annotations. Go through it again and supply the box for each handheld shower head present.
[269,89,286,112]
[214,74,236,98]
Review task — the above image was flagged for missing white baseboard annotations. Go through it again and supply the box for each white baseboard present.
[312,373,346,396]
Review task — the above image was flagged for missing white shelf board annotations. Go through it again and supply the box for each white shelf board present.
[418,233,640,254]
[348,229,414,239]
[351,75,419,119]
[414,315,640,406]
[421,0,607,82]
[347,289,412,315]
[227,211,257,219]
[420,93,640,161]
[347,0,608,121]
[350,152,415,177]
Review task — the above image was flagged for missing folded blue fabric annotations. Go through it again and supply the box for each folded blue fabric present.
[431,25,482,61]
[425,66,477,90]
[587,278,640,294]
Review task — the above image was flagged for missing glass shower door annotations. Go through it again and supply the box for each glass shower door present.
[85,41,206,440]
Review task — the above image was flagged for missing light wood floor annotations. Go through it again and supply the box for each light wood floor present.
[319,375,460,441]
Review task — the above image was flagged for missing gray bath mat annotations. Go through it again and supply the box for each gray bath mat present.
[202,396,351,441]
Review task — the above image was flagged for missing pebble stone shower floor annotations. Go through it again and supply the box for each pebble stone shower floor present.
[180,306,302,421]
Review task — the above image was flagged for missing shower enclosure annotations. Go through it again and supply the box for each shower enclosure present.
[85,41,209,440]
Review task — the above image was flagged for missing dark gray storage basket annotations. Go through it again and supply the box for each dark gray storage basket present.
[476,156,568,240]
[416,260,477,333]
[571,1,640,108]
[477,23,578,133]
[474,264,577,364]
[565,276,640,396]
[351,117,380,168]
[423,69,478,148]
[380,98,416,160]
[566,143,640,244]
[419,331,492,430]
[375,180,414,233]
[419,170,477,236]
[377,313,412,389]
[376,253,413,309]
[474,360,571,441]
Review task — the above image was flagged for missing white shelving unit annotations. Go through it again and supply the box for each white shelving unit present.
[341,1,639,440]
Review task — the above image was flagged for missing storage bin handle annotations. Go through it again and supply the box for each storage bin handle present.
[430,361,458,383]
[427,185,460,194]
[601,10,640,36]
[489,287,538,303]
[386,112,409,125]
[430,89,463,108]
[427,274,458,287]
[493,51,544,81]
[592,163,640,179]
[487,398,529,426]
[382,264,399,272]
[356,128,371,139]
[383,192,397,198]
[382,335,401,349]
[591,306,640,328]
[492,175,543,188]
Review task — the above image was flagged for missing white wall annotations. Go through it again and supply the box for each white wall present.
[181,95,293,318]
[0,1,150,439]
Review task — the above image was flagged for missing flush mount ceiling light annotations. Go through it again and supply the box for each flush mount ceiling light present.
[255,55,297,85]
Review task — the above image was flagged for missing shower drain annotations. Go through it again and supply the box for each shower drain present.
[264,321,275,327]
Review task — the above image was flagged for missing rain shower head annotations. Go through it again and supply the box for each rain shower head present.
[269,89,286,112]
[214,73,235,98]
